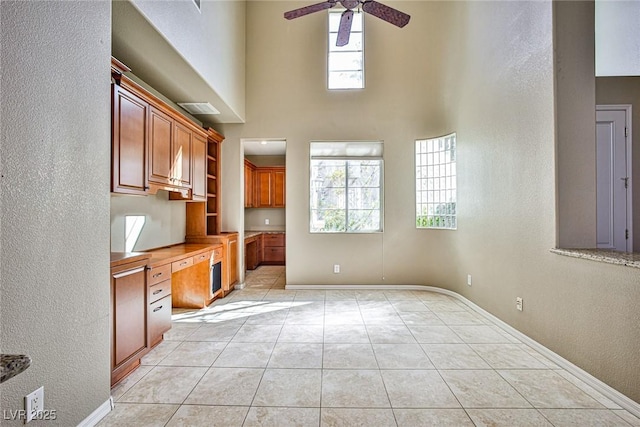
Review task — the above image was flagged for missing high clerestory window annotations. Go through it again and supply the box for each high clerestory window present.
[310,141,383,232]
[328,9,364,89]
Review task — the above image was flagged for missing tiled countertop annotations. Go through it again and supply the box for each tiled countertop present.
[550,248,640,269]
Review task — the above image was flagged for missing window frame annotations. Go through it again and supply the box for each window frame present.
[415,133,457,230]
[310,142,384,233]
[327,8,365,90]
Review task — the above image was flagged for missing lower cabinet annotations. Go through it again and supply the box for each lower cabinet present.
[262,233,286,265]
[147,263,172,348]
[110,258,149,386]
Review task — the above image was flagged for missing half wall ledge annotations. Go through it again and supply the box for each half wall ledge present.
[550,248,640,269]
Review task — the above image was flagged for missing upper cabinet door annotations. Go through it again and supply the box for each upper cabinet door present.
[112,84,148,195]
[191,134,207,201]
[273,169,286,208]
[172,122,192,188]
[256,169,273,207]
[148,107,173,185]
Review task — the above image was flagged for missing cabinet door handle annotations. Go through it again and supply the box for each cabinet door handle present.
[113,266,145,279]
[153,289,163,295]
[153,305,163,312]
[152,272,163,279]
[180,261,188,266]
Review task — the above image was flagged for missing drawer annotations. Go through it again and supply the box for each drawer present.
[263,233,285,247]
[212,247,224,262]
[263,246,285,262]
[149,279,171,304]
[149,295,172,342]
[192,251,211,265]
[148,263,171,286]
[171,257,193,273]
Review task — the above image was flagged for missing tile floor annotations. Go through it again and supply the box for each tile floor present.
[100,266,640,426]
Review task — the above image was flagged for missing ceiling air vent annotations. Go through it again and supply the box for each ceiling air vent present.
[177,102,220,115]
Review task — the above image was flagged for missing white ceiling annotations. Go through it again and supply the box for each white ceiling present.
[244,140,287,156]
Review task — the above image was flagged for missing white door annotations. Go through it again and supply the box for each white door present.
[596,106,631,251]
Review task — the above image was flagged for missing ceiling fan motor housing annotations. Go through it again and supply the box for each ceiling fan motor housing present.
[341,0,360,9]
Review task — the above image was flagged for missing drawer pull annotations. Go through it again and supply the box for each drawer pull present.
[153,305,163,312]
[153,289,163,295]
[152,272,163,279]
[180,261,188,266]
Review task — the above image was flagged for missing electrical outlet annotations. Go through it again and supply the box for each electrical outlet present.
[516,297,523,311]
[265,218,270,225]
[333,264,340,274]
[467,274,472,286]
[25,386,44,423]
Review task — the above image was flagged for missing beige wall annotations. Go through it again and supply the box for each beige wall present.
[219,1,640,403]
[0,1,112,424]
[596,77,640,251]
[111,192,187,252]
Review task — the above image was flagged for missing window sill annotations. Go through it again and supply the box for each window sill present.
[550,248,640,269]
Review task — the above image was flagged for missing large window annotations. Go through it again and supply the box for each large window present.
[310,142,383,232]
[416,134,457,229]
[328,9,364,89]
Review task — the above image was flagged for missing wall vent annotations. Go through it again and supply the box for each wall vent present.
[177,102,220,115]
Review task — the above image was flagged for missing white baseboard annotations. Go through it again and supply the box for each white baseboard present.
[286,283,640,417]
[77,397,112,427]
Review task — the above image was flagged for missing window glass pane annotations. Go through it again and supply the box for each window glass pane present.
[348,187,380,209]
[348,209,380,231]
[329,51,363,71]
[311,209,346,232]
[328,71,363,89]
[348,161,380,187]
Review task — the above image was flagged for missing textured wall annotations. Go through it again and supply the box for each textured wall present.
[0,1,112,425]
[219,1,640,403]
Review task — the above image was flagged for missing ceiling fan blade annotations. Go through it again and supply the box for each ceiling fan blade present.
[336,9,354,47]
[362,0,410,28]
[284,1,335,20]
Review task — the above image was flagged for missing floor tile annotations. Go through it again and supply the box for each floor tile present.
[244,407,320,426]
[284,311,325,325]
[212,342,274,368]
[119,366,208,404]
[372,344,434,369]
[252,369,322,407]
[110,365,153,401]
[324,311,364,325]
[366,324,417,344]
[423,300,468,312]
[466,408,553,426]
[157,341,227,367]
[381,370,460,408]
[390,300,431,312]
[440,370,531,408]
[278,324,324,343]
[165,405,248,427]
[555,370,622,409]
[613,410,640,426]
[323,343,378,369]
[232,324,283,343]
[398,311,445,326]
[498,370,603,408]
[407,325,464,344]
[184,367,264,406]
[321,408,396,426]
[435,310,486,325]
[140,340,181,365]
[324,291,358,301]
[97,403,178,426]
[361,312,405,325]
[384,291,420,301]
[421,343,491,369]
[186,322,244,342]
[470,344,549,369]
[324,300,360,311]
[539,408,633,426]
[243,310,289,325]
[322,370,390,408]
[294,290,326,301]
[323,324,370,343]
[393,409,474,426]
[449,325,516,344]
[163,323,201,341]
[269,343,323,368]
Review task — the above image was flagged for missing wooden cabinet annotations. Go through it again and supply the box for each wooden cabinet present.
[171,247,224,309]
[245,233,262,270]
[253,166,286,208]
[111,84,149,195]
[186,233,239,295]
[191,134,207,201]
[244,159,256,208]
[262,232,286,265]
[147,263,171,348]
[110,257,149,386]
[148,106,173,186]
[172,122,192,187]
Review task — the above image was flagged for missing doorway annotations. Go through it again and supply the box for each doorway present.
[596,105,633,251]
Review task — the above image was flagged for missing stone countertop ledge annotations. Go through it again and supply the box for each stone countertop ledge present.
[1,354,31,384]
[550,248,640,269]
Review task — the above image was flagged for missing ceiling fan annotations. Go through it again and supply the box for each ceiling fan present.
[284,0,410,47]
